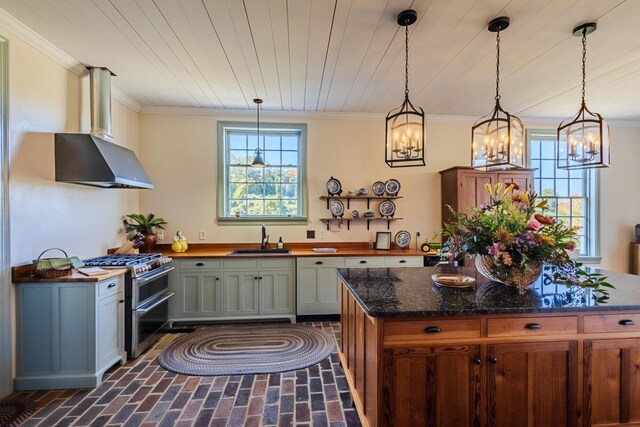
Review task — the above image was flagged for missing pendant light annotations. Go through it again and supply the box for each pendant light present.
[251,98,266,168]
[471,17,525,170]
[385,9,425,168]
[557,23,610,169]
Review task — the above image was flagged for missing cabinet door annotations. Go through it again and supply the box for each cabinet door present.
[259,270,294,315]
[178,271,221,317]
[222,271,259,316]
[497,171,532,193]
[97,291,122,371]
[584,338,640,426]
[383,345,481,427]
[460,172,493,213]
[487,341,577,427]
[297,259,342,315]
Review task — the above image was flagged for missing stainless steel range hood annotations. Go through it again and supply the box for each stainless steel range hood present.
[55,67,154,189]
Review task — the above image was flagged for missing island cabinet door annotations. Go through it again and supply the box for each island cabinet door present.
[382,345,482,427]
[583,338,640,426]
[486,341,578,427]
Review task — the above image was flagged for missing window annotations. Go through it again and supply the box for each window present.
[217,121,307,224]
[527,130,600,260]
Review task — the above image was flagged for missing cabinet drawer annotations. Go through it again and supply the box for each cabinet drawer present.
[487,316,578,337]
[583,314,640,334]
[384,318,481,342]
[384,256,422,267]
[297,257,345,268]
[344,257,384,268]
[179,260,222,270]
[258,258,295,269]
[97,276,123,298]
[223,259,259,269]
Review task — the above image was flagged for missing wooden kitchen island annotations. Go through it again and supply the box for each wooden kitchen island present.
[337,266,640,427]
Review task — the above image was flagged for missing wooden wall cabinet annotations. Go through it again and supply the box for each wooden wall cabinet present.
[440,166,534,227]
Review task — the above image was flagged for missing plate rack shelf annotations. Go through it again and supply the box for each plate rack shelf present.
[319,195,403,230]
[319,217,403,230]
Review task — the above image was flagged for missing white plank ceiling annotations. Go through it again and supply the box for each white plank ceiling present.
[0,0,638,120]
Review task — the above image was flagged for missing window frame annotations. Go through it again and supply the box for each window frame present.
[526,129,601,263]
[217,121,308,225]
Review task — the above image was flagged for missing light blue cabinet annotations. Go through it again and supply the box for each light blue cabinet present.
[15,275,126,390]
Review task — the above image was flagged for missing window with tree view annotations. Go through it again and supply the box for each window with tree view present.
[528,130,599,259]
[218,122,307,222]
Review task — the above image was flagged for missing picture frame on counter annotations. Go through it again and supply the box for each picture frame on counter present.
[375,232,391,250]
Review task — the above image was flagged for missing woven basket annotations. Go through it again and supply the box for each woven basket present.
[32,248,73,278]
[475,255,542,294]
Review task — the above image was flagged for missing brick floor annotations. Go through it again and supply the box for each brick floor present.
[11,322,361,426]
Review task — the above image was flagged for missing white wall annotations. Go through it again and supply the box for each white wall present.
[139,111,640,274]
[7,33,140,265]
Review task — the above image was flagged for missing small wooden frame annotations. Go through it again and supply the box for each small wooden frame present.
[375,232,391,250]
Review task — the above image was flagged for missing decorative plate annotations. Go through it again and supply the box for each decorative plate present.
[372,181,385,196]
[385,179,401,196]
[431,274,476,289]
[379,200,396,217]
[329,199,344,218]
[394,230,411,249]
[326,176,342,196]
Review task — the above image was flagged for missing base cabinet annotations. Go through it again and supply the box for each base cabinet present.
[15,276,126,390]
[584,338,640,426]
[340,282,640,427]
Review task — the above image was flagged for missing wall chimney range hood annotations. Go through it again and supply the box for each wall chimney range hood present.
[55,67,154,189]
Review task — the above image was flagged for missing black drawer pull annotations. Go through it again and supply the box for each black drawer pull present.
[525,323,542,330]
[254,276,258,280]
[619,319,635,326]
[359,260,367,264]
[196,262,205,267]
[107,283,116,289]
[489,356,498,364]
[259,276,262,280]
[315,261,324,265]
[473,358,481,366]
[424,326,441,334]
[399,260,407,264]
[118,299,124,303]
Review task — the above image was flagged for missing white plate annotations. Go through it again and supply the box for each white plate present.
[431,274,476,288]
[394,230,411,248]
[379,200,396,217]
[372,181,385,196]
[329,199,344,217]
[385,179,401,196]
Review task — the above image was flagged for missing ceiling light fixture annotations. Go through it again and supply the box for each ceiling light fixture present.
[557,22,610,170]
[385,9,425,168]
[251,98,266,168]
[471,17,524,170]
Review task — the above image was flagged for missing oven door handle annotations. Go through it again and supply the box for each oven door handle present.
[136,266,175,285]
[136,291,175,315]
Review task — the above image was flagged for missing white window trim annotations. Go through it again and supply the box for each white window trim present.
[216,121,308,225]
[526,129,601,263]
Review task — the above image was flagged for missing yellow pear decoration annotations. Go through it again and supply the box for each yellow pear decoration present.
[172,231,188,253]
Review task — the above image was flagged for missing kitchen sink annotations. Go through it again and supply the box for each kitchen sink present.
[228,248,292,255]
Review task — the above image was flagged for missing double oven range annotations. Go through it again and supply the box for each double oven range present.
[83,253,174,359]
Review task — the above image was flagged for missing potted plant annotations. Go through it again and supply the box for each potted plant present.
[123,213,167,253]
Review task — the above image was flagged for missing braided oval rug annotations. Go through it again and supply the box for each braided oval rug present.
[158,324,335,376]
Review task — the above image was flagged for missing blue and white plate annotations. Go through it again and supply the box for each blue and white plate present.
[372,181,385,196]
[385,179,401,196]
[394,230,411,249]
[379,200,396,217]
[329,199,344,218]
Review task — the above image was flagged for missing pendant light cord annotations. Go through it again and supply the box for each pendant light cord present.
[404,23,409,99]
[495,30,501,102]
[256,101,260,150]
[581,29,587,105]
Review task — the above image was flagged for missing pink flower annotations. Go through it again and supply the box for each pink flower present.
[527,218,541,231]
[566,241,576,252]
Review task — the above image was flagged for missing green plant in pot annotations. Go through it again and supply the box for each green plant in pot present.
[123,213,167,253]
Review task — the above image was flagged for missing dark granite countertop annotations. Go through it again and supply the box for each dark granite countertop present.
[337,266,640,317]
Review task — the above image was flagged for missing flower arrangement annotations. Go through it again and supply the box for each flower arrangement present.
[443,183,612,299]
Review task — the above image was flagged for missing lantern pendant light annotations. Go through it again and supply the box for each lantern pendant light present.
[557,23,610,170]
[385,9,425,168]
[250,98,266,168]
[471,17,525,170]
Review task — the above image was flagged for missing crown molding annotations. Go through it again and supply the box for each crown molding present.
[111,87,141,113]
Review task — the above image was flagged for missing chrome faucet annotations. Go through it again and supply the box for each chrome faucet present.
[261,224,269,250]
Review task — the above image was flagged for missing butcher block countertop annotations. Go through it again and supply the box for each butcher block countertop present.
[12,265,127,284]
[156,242,426,258]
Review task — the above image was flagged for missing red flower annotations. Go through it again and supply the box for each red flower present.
[534,214,555,225]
